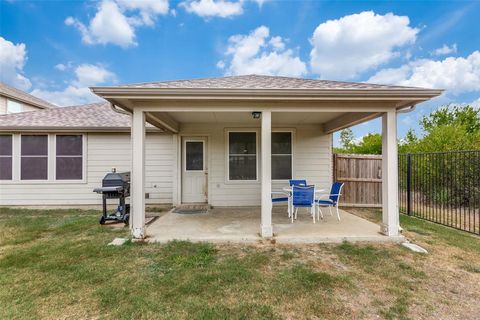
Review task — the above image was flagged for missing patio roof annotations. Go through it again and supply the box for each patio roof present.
[91,74,443,105]
[112,74,421,90]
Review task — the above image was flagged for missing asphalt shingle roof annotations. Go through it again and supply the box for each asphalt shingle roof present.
[117,74,420,90]
[0,102,139,130]
[0,82,57,109]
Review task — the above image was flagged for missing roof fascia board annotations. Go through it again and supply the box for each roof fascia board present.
[91,87,443,100]
[1,93,53,109]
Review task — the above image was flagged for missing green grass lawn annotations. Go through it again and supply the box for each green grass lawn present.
[1,207,479,320]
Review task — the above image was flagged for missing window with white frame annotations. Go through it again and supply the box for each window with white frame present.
[228,132,257,181]
[56,135,83,180]
[0,135,13,180]
[272,132,292,180]
[7,99,24,114]
[21,135,48,180]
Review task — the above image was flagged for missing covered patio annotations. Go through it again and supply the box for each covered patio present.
[147,206,400,243]
[91,75,441,243]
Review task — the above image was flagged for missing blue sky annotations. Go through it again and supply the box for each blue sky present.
[1,0,479,145]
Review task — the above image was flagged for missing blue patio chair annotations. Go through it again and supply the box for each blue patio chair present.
[289,179,307,187]
[292,185,316,223]
[315,182,344,221]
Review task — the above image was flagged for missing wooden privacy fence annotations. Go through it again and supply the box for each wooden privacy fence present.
[333,154,382,207]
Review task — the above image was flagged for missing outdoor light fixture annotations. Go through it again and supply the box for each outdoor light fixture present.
[252,112,261,119]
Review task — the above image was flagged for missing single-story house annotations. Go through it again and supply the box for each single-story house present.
[0,75,441,240]
[1,82,57,114]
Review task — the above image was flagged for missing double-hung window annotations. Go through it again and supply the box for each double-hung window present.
[56,135,83,180]
[228,132,257,181]
[272,132,292,180]
[21,135,48,180]
[0,135,13,180]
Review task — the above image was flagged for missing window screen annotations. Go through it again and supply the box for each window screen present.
[56,135,83,180]
[228,132,257,180]
[272,132,292,180]
[0,135,13,180]
[21,135,48,180]
[185,141,204,171]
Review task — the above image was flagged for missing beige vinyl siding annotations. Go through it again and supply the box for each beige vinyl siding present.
[180,123,332,207]
[0,96,5,114]
[0,132,173,206]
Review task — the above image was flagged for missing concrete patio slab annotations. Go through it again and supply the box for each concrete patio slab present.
[147,207,404,244]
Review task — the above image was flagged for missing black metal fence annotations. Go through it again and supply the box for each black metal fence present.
[398,150,480,235]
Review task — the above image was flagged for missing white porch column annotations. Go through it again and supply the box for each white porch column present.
[381,110,400,236]
[261,110,273,237]
[131,109,146,239]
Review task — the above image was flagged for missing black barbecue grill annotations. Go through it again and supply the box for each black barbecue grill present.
[93,171,130,224]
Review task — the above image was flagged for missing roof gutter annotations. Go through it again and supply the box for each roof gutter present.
[397,104,416,113]
[110,102,131,115]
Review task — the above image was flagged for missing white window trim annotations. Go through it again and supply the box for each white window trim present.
[225,129,259,184]
[0,134,13,181]
[53,134,87,182]
[2,133,87,184]
[183,138,206,172]
[271,129,295,182]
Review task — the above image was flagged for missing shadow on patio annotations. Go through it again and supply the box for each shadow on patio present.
[147,207,403,243]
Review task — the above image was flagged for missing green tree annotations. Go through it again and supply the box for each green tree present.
[350,133,382,154]
[403,105,480,153]
[339,128,354,149]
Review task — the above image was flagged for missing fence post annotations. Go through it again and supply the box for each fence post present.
[407,153,412,216]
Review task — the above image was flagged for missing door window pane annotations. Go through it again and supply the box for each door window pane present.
[272,132,292,180]
[185,141,204,171]
[21,135,48,180]
[56,135,83,180]
[0,135,12,180]
[229,132,256,180]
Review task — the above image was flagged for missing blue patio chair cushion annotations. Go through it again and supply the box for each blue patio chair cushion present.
[289,179,307,187]
[316,199,334,206]
[292,185,315,207]
[272,197,288,203]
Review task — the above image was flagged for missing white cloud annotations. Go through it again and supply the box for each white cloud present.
[66,0,169,48]
[432,44,457,56]
[309,11,419,79]
[180,0,243,18]
[368,51,480,94]
[0,37,31,90]
[31,64,116,106]
[54,63,67,71]
[116,0,169,26]
[219,25,307,77]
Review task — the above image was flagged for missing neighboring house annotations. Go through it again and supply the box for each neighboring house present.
[0,82,56,114]
[0,75,442,239]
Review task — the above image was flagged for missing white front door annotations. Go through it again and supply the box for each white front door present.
[182,137,207,203]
